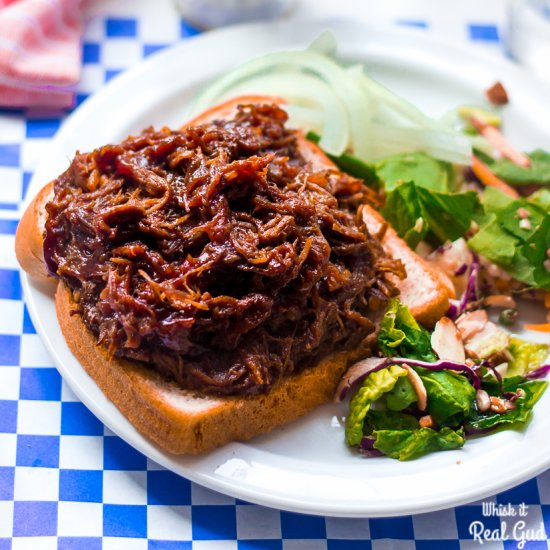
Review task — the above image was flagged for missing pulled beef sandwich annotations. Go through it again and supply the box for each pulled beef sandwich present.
[16,97,453,454]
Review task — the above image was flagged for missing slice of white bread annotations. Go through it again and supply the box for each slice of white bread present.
[15,95,453,454]
[16,182,54,284]
[56,282,358,454]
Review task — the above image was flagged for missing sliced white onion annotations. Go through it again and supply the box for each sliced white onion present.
[348,67,471,164]
[191,33,472,165]
[283,104,324,136]
[192,50,363,118]
[211,71,350,155]
[374,102,418,128]
[307,30,338,56]
[349,67,444,129]
[439,108,494,157]
[365,124,472,164]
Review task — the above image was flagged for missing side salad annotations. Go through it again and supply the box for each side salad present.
[335,298,549,460]
[192,32,550,460]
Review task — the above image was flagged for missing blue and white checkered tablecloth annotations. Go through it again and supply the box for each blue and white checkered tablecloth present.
[1,0,550,548]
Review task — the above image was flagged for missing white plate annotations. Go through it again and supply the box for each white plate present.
[23,20,550,517]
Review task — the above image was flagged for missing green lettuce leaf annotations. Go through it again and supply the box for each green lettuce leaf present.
[382,182,480,248]
[419,370,476,426]
[468,213,516,264]
[345,365,407,446]
[482,374,535,395]
[382,180,427,247]
[490,149,550,186]
[373,427,465,460]
[364,409,419,432]
[375,152,455,193]
[468,380,548,430]
[482,187,516,215]
[378,298,437,361]
[469,194,550,291]
[498,201,547,241]
[516,216,550,290]
[386,376,418,411]
[529,188,550,211]
[507,337,550,378]
[416,186,480,243]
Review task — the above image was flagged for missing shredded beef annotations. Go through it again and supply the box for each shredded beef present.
[43,104,404,396]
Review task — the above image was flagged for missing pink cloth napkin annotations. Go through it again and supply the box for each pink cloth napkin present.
[0,0,83,109]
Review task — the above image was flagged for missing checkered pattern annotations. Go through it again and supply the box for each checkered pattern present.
[1,0,548,547]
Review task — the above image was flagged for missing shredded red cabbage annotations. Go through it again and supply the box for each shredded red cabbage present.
[455,263,468,276]
[525,364,550,380]
[482,360,503,391]
[447,299,461,319]
[359,437,385,457]
[334,357,388,401]
[460,253,480,310]
[463,424,499,437]
[447,253,480,319]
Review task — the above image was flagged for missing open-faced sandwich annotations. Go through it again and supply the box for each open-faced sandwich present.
[15,95,453,454]
[16,35,550,460]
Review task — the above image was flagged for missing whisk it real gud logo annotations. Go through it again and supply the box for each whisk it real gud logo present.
[469,502,546,548]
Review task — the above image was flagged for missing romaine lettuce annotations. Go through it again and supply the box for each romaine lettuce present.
[490,149,550,186]
[375,151,455,193]
[529,188,550,211]
[364,409,420,431]
[469,196,550,290]
[386,376,418,411]
[468,380,548,430]
[382,182,480,248]
[372,426,464,460]
[345,365,407,446]
[378,299,437,362]
[507,337,550,378]
[419,370,476,426]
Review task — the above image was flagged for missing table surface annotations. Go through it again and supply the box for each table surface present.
[1,0,550,548]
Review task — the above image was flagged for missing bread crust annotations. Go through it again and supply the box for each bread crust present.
[15,181,54,284]
[17,95,454,454]
[56,281,354,454]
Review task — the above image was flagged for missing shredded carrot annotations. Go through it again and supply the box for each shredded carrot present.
[524,323,550,333]
[470,117,531,167]
[471,155,520,198]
